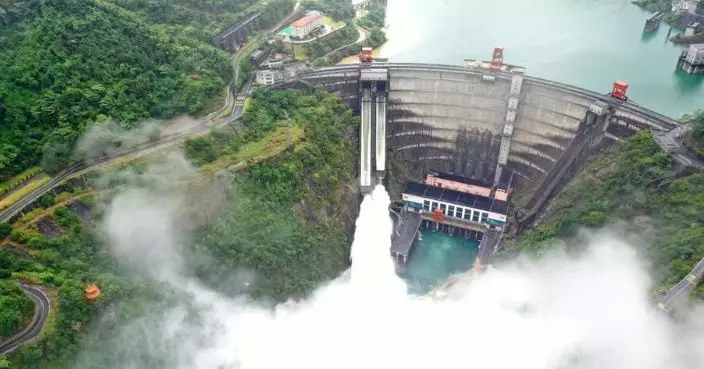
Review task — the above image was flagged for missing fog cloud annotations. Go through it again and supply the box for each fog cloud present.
[94,165,704,369]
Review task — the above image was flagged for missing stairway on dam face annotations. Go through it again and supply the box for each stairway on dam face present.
[516,106,609,231]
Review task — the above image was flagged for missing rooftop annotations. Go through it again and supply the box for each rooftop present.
[426,171,491,188]
[292,11,324,27]
[403,182,508,214]
[250,49,265,59]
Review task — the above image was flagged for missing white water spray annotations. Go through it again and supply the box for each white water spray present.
[350,185,407,298]
[99,177,704,369]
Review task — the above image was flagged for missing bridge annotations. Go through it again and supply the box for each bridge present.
[212,12,263,53]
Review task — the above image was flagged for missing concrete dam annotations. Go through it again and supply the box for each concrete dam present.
[274,61,679,230]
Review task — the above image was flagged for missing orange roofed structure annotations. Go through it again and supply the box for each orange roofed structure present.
[291,10,324,39]
[85,284,101,302]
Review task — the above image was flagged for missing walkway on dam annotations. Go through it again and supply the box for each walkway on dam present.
[391,211,422,263]
[477,229,500,265]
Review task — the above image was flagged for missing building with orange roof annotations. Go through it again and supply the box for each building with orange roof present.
[291,10,324,39]
[85,284,101,302]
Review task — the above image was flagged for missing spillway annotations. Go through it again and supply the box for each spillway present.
[360,88,373,188]
[375,93,387,172]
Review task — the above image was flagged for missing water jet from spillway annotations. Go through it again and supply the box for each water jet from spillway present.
[350,185,408,299]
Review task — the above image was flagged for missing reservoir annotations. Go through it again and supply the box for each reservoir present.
[379,0,704,119]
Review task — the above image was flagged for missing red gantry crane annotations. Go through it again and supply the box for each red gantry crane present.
[610,81,629,101]
[490,47,504,69]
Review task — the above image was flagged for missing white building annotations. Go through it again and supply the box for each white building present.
[291,11,324,39]
[255,67,285,86]
[685,43,704,65]
[685,22,699,37]
[673,0,698,14]
[401,181,509,231]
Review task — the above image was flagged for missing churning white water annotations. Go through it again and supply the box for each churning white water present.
[102,182,704,369]
[349,185,408,298]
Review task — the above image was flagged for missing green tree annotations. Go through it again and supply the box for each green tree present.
[0,223,12,240]
[683,110,704,159]
[183,137,217,165]
[0,281,34,336]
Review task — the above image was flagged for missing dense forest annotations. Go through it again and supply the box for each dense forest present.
[0,280,34,337]
[313,0,356,21]
[187,89,358,299]
[509,131,704,300]
[0,89,358,368]
[0,0,292,179]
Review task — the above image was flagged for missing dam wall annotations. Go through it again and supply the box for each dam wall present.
[273,63,679,202]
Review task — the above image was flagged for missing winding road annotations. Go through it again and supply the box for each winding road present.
[0,2,302,224]
[658,257,704,313]
[0,284,50,356]
[320,25,369,60]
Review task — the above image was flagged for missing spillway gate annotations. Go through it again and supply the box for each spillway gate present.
[360,68,389,193]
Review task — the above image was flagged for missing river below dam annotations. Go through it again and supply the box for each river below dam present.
[375,0,704,119]
[400,231,478,295]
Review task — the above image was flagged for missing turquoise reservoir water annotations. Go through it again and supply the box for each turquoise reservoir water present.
[380,0,704,118]
[400,230,479,295]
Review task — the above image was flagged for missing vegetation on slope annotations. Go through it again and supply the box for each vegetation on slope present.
[308,0,386,66]
[0,0,293,179]
[0,90,358,368]
[0,0,232,177]
[682,110,704,159]
[0,279,34,337]
[509,132,704,299]
[310,0,356,21]
[305,23,360,60]
[184,90,358,299]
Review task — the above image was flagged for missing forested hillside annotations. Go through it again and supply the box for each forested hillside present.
[0,0,291,178]
[509,132,704,300]
[186,89,359,299]
[0,89,358,368]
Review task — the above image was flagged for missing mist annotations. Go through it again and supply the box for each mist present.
[88,153,704,369]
